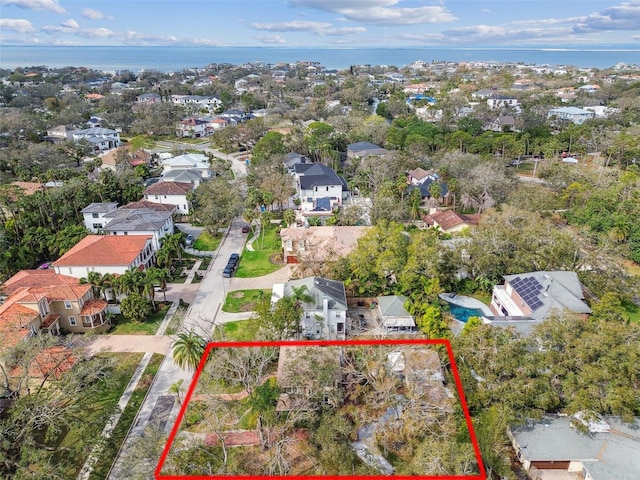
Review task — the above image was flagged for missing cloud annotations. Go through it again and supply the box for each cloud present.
[0,0,64,14]
[82,8,112,20]
[511,2,640,32]
[573,1,640,32]
[38,23,225,47]
[393,23,591,46]
[255,34,286,44]
[61,19,79,29]
[251,20,365,36]
[0,18,35,33]
[289,0,456,25]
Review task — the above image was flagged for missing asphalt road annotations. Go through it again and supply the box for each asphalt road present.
[107,147,258,479]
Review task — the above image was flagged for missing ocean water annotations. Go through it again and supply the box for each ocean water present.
[1,45,639,72]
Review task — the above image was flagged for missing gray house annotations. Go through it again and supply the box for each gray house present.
[377,295,416,333]
[509,414,640,480]
[102,208,174,250]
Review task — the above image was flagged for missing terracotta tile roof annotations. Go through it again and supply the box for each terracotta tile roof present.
[122,200,175,212]
[25,284,90,301]
[144,181,193,196]
[408,167,433,180]
[53,235,153,267]
[423,210,480,232]
[2,270,80,295]
[11,345,76,380]
[0,302,38,348]
[80,299,107,316]
[5,181,44,198]
[41,314,61,329]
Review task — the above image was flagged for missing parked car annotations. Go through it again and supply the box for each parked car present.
[222,265,234,278]
[507,159,523,167]
[242,225,250,233]
[185,234,194,246]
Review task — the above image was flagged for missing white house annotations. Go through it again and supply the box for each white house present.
[72,127,121,152]
[170,94,221,112]
[45,125,76,144]
[547,106,595,125]
[81,202,118,232]
[162,153,212,178]
[271,277,348,340]
[487,96,521,111]
[101,208,174,250]
[136,93,161,104]
[143,181,193,215]
[176,117,209,138]
[52,235,155,278]
[294,163,348,214]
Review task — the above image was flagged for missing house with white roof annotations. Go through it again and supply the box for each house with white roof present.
[271,277,348,340]
[160,168,204,187]
[161,153,211,178]
[547,106,595,125]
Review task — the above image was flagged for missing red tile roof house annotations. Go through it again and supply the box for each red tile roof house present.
[423,209,480,234]
[143,181,194,215]
[0,270,109,387]
[52,235,155,279]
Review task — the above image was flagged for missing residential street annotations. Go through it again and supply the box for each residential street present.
[104,145,291,478]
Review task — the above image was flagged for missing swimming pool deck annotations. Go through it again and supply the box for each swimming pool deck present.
[439,293,493,316]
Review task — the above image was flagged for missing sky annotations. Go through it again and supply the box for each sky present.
[1,0,639,47]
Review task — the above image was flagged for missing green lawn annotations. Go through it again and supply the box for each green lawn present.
[222,289,270,312]
[88,353,164,480]
[193,231,221,251]
[110,303,170,335]
[60,352,144,477]
[217,318,260,341]
[234,224,284,278]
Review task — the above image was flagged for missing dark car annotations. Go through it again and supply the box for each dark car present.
[222,265,234,278]
[185,234,194,247]
[242,225,250,233]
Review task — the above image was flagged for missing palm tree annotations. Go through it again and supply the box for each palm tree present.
[168,379,185,406]
[117,267,145,296]
[161,233,185,260]
[155,246,173,270]
[172,331,207,371]
[147,266,171,303]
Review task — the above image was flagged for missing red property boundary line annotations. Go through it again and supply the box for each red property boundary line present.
[156,338,486,480]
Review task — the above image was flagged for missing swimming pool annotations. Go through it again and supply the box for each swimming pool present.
[447,304,485,323]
